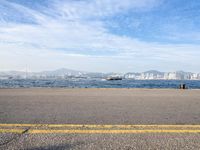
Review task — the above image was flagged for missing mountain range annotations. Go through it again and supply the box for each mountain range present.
[0,68,197,76]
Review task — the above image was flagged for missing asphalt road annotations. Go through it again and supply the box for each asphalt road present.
[0,88,200,150]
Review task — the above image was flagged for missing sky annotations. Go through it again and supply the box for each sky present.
[0,0,200,73]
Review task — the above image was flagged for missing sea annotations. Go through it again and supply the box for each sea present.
[0,79,200,89]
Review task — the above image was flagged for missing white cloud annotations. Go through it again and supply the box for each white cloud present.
[57,0,160,19]
[0,0,200,72]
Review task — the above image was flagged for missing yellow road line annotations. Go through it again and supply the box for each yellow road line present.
[1,124,200,128]
[29,129,200,134]
[0,129,24,134]
[1,129,200,134]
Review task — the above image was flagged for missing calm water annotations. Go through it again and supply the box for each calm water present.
[0,79,200,89]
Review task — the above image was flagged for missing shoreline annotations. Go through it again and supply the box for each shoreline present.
[0,87,200,90]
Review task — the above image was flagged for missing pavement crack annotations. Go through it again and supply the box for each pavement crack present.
[0,127,31,148]
[21,128,30,134]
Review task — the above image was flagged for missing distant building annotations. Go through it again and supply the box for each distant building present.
[124,73,136,79]
[166,72,176,80]
[191,73,200,80]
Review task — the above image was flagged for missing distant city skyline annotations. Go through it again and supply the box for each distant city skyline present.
[0,68,200,80]
[0,0,200,72]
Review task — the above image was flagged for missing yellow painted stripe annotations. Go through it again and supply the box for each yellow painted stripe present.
[0,129,24,134]
[1,129,200,134]
[29,129,200,134]
[1,124,200,128]
[47,124,200,128]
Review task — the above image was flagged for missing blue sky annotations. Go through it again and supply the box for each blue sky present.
[0,0,200,72]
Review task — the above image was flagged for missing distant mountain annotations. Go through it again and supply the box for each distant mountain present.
[143,70,164,75]
[0,71,27,76]
[175,70,192,74]
[0,68,87,76]
[125,72,140,75]
[37,68,87,76]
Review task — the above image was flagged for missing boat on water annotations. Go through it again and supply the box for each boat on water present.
[106,76,123,81]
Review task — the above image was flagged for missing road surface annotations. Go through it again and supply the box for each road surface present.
[0,88,200,149]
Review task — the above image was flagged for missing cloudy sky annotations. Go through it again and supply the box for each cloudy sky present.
[0,0,200,73]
